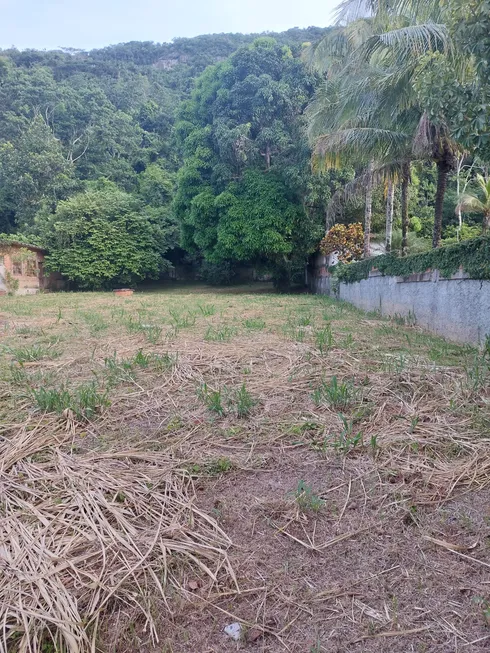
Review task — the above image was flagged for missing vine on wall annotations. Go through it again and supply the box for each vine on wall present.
[333,237,490,284]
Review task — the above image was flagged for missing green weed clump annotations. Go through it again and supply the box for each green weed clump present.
[312,376,358,408]
[197,383,225,416]
[197,382,256,418]
[197,303,216,316]
[169,308,196,328]
[204,325,237,341]
[104,349,177,384]
[290,480,324,511]
[315,324,333,353]
[229,383,256,417]
[3,344,61,364]
[244,318,266,330]
[31,382,110,420]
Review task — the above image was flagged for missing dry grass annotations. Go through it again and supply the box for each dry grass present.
[0,284,489,652]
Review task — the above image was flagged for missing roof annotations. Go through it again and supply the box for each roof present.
[0,240,46,254]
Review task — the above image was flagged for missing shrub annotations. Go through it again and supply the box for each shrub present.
[319,223,364,263]
[41,187,177,290]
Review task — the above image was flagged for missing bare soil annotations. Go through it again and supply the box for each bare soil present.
[0,285,489,653]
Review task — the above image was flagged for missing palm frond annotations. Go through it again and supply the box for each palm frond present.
[475,174,490,202]
[360,22,451,65]
[303,27,350,75]
[313,127,410,169]
[456,194,487,215]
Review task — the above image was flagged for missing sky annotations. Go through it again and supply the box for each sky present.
[0,0,339,51]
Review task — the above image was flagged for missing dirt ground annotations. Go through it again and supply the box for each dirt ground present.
[0,284,489,653]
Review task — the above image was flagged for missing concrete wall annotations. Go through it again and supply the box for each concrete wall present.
[309,254,490,345]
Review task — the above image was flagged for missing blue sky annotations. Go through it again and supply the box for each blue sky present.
[0,0,338,51]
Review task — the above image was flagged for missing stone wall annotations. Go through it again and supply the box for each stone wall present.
[308,254,490,346]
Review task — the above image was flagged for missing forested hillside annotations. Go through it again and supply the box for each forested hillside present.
[0,4,488,290]
[0,27,328,233]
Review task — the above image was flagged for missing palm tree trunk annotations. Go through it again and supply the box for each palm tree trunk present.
[401,162,410,256]
[385,178,394,253]
[363,160,374,258]
[432,161,448,248]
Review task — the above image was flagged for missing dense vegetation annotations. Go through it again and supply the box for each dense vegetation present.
[0,2,489,288]
[307,0,490,259]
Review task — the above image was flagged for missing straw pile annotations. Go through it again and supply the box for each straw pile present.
[0,426,235,653]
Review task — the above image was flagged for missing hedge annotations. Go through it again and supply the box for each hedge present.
[334,237,490,284]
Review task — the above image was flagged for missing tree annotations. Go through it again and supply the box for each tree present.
[307,0,461,251]
[456,174,490,233]
[0,116,75,231]
[174,38,329,286]
[40,186,177,289]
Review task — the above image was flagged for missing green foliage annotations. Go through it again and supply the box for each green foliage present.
[40,187,177,289]
[4,343,60,364]
[229,383,256,418]
[330,414,364,454]
[31,382,110,420]
[335,237,490,284]
[197,383,225,416]
[204,325,237,341]
[314,325,334,353]
[290,480,324,512]
[416,1,490,160]
[197,381,256,417]
[312,376,358,408]
[173,38,337,286]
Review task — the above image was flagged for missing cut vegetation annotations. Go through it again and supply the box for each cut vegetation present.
[0,286,489,652]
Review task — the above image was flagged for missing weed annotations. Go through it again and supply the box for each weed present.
[315,324,334,354]
[409,416,419,434]
[392,311,416,327]
[197,383,225,416]
[342,333,354,347]
[189,457,233,476]
[104,350,176,384]
[4,344,61,364]
[144,325,162,344]
[197,303,216,316]
[472,596,490,626]
[310,639,322,653]
[282,324,306,342]
[79,311,108,334]
[153,351,178,372]
[296,312,312,327]
[204,325,236,341]
[15,326,43,336]
[169,309,196,328]
[133,349,153,368]
[31,382,110,420]
[463,352,489,393]
[382,353,407,373]
[124,317,162,343]
[290,480,324,512]
[312,376,358,408]
[228,383,256,417]
[370,434,379,455]
[330,414,364,454]
[244,318,266,330]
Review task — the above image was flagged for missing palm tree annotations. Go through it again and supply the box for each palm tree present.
[456,174,490,233]
[308,0,460,249]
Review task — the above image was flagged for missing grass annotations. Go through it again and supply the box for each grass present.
[0,285,488,652]
[312,376,359,408]
[3,343,61,364]
[204,325,237,341]
[31,382,110,420]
